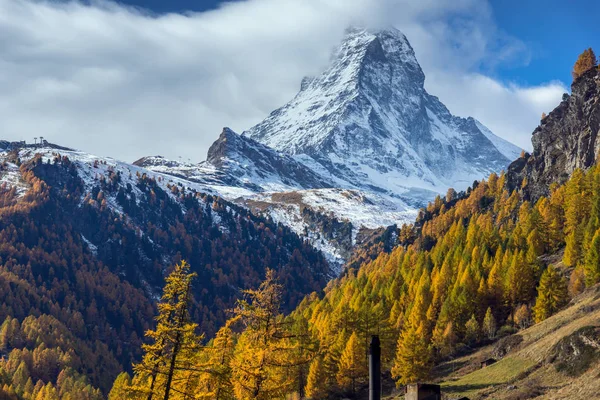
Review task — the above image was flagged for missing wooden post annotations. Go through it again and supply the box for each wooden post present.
[369,335,381,400]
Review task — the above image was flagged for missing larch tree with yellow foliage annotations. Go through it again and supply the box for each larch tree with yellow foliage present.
[129,261,203,400]
[195,317,238,400]
[533,266,568,323]
[572,48,597,80]
[108,372,132,400]
[305,356,327,399]
[391,324,432,386]
[230,269,309,400]
[336,331,366,394]
[391,272,433,385]
[583,229,600,286]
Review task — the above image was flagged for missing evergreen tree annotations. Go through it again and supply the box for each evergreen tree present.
[130,261,203,400]
[506,251,536,307]
[564,227,584,267]
[533,266,569,323]
[322,330,348,389]
[195,318,237,400]
[391,324,432,386]
[583,229,600,286]
[464,315,480,345]
[108,372,132,400]
[482,308,497,340]
[11,361,29,395]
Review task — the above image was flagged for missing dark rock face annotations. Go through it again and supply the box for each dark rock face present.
[205,128,332,190]
[133,155,181,168]
[133,128,332,193]
[508,68,600,200]
[492,334,524,359]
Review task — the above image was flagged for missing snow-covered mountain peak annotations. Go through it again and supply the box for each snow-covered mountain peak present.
[138,28,522,267]
[244,27,521,196]
[244,27,425,156]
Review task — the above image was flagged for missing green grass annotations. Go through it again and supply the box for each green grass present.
[440,356,537,399]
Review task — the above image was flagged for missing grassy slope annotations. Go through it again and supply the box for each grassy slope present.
[437,285,600,399]
[381,284,600,400]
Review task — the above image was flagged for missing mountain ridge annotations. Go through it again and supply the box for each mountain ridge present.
[244,27,522,196]
[508,67,600,200]
[136,27,521,267]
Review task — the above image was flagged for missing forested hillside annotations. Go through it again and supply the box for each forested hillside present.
[1,39,599,400]
[0,149,331,398]
[109,53,600,399]
[111,161,600,399]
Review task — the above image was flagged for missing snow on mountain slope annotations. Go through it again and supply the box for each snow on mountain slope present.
[135,129,417,266]
[135,128,332,195]
[474,120,523,161]
[245,27,521,196]
[5,144,212,208]
[136,27,522,269]
[242,188,418,270]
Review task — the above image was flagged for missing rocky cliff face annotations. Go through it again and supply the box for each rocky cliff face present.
[508,68,600,199]
[204,128,332,191]
[139,28,522,268]
[135,128,332,194]
[245,27,521,197]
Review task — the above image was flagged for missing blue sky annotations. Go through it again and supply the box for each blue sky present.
[0,0,582,160]
[491,0,600,86]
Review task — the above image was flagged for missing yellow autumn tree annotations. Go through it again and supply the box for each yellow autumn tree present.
[129,260,203,400]
[195,317,238,400]
[305,356,327,399]
[230,270,307,400]
[533,266,569,323]
[482,307,497,340]
[336,331,366,394]
[108,372,132,400]
[583,229,600,286]
[572,48,597,80]
[391,324,432,386]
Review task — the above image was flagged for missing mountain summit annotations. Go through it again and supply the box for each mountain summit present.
[244,27,521,199]
[140,28,521,266]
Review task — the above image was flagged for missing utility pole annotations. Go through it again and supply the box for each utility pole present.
[369,335,381,400]
[34,137,37,146]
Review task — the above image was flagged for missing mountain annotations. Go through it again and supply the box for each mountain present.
[134,128,333,195]
[139,28,520,267]
[245,27,522,196]
[0,26,597,400]
[219,64,598,399]
[508,67,600,200]
[0,142,332,394]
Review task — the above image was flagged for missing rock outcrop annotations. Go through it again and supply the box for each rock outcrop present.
[508,68,600,199]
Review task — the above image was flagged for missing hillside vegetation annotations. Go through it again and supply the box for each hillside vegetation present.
[107,50,600,398]
[433,284,600,399]
[0,151,331,398]
[106,157,600,399]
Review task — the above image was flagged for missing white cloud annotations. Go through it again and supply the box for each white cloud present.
[0,0,566,161]
[426,73,566,151]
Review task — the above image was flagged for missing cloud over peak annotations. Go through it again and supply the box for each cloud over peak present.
[0,0,565,161]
